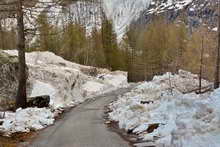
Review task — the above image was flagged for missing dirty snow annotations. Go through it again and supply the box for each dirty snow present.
[0,108,54,136]
[108,70,220,147]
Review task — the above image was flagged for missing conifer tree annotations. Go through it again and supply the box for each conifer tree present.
[36,13,61,53]
[90,27,106,67]
[61,22,87,64]
[101,17,121,71]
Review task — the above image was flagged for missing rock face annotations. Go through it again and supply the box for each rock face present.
[0,51,19,110]
[0,51,31,111]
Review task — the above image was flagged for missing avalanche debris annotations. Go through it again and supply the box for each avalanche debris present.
[108,70,220,147]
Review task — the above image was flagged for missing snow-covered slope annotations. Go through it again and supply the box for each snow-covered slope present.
[103,0,151,39]
[104,0,217,38]
[135,0,218,30]
[1,0,217,41]
[147,0,193,14]
[108,71,220,147]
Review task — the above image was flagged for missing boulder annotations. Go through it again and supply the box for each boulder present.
[0,51,19,111]
[0,51,30,111]
[0,51,19,100]
[27,95,50,108]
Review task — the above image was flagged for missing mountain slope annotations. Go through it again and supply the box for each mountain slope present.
[103,0,151,39]
[0,0,217,42]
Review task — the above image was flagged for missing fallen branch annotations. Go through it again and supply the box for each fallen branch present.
[172,82,213,94]
[183,84,213,94]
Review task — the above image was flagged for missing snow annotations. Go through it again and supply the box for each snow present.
[108,70,220,147]
[0,108,54,136]
[147,0,193,14]
[82,81,106,97]
[103,0,151,40]
[30,80,56,106]
[212,27,218,32]
[98,72,128,88]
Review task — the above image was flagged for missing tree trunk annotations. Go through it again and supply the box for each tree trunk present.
[199,36,204,93]
[16,0,27,109]
[214,2,220,89]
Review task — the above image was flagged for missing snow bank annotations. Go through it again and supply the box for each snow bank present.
[0,108,54,136]
[108,70,220,147]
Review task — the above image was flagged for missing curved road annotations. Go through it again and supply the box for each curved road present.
[30,87,133,147]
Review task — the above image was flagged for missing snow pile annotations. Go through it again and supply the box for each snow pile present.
[4,50,128,109]
[6,50,91,109]
[30,80,57,106]
[98,71,128,88]
[82,72,128,98]
[108,70,220,147]
[0,108,54,136]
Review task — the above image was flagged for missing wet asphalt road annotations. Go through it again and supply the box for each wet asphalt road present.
[30,87,134,147]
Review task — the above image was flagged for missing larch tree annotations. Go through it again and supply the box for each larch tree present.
[101,16,121,71]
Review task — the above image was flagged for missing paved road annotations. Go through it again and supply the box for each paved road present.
[30,87,133,147]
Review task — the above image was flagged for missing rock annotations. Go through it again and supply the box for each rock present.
[0,51,19,101]
[0,51,30,111]
[0,97,15,111]
[147,123,160,133]
[127,129,134,134]
[140,100,154,104]
[27,95,50,108]
[81,67,99,77]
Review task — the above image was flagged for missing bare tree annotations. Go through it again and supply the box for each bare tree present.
[214,0,220,89]
[16,0,27,108]
[199,35,205,93]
